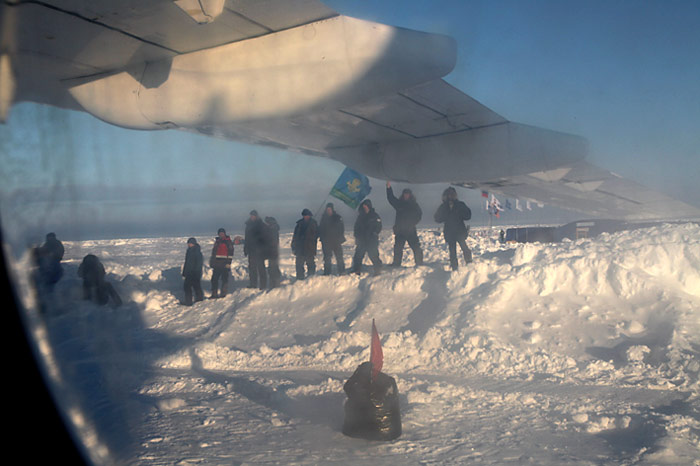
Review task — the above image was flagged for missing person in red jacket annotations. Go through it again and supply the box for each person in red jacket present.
[210,228,234,298]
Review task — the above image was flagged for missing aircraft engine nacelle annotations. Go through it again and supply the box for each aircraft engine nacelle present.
[66,16,456,130]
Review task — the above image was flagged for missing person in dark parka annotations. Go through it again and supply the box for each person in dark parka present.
[351,199,382,275]
[182,237,204,305]
[291,208,318,279]
[342,361,402,440]
[318,202,345,275]
[210,228,234,298]
[386,182,423,267]
[77,254,122,306]
[245,210,267,290]
[434,186,473,270]
[34,232,65,291]
[263,216,281,288]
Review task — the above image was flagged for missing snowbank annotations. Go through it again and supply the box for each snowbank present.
[10,223,700,464]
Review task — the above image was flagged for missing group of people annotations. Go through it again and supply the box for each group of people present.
[181,212,283,305]
[32,184,475,308]
[180,183,474,305]
[32,232,123,307]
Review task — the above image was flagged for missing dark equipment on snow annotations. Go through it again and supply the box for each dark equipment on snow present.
[342,361,402,441]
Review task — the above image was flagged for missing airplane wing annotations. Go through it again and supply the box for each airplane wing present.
[3,1,698,221]
[2,0,338,111]
[226,78,700,221]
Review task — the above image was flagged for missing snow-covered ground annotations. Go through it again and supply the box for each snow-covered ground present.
[10,223,700,464]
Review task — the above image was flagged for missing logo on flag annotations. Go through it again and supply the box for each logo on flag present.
[330,167,372,209]
[481,190,489,198]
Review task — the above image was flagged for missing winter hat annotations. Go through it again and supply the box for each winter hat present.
[326,202,335,210]
[187,237,197,245]
[402,188,413,196]
[442,187,457,201]
[302,208,313,216]
[217,228,226,235]
[250,210,258,217]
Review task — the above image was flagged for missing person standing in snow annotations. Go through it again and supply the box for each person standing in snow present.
[386,182,423,267]
[182,237,204,305]
[245,210,267,290]
[350,199,382,275]
[263,216,281,288]
[33,232,65,292]
[318,202,345,275]
[291,208,318,280]
[434,187,472,270]
[210,228,234,298]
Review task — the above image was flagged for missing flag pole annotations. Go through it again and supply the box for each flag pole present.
[314,192,332,219]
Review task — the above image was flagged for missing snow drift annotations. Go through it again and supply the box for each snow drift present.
[9,223,700,464]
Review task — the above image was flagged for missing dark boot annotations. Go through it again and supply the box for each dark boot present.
[414,247,424,266]
[392,244,403,267]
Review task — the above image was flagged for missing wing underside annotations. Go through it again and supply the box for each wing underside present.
[220,78,700,221]
[4,0,698,221]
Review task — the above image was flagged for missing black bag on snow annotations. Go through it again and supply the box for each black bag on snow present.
[342,362,401,440]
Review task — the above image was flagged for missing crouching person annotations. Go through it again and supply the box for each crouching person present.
[182,237,204,305]
[78,254,122,306]
[342,361,402,441]
[210,228,234,298]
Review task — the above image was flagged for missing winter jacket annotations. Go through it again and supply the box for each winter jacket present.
[386,187,422,234]
[262,217,280,260]
[182,243,203,279]
[244,217,267,257]
[78,254,105,283]
[319,210,345,247]
[35,236,65,284]
[354,200,382,247]
[292,218,318,257]
[434,200,471,242]
[38,236,64,263]
[210,236,234,267]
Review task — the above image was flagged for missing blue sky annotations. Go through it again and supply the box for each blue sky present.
[1,0,699,244]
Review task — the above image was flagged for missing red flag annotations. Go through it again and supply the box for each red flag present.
[370,319,383,381]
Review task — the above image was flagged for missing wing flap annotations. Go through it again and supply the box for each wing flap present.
[399,79,506,129]
[42,0,337,54]
[338,79,507,139]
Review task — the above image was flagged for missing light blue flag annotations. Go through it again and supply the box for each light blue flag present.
[329,167,372,209]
